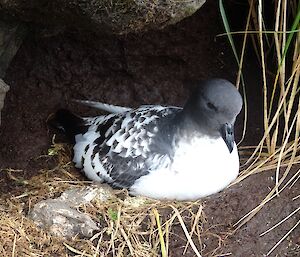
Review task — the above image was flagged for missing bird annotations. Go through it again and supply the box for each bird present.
[52,79,243,200]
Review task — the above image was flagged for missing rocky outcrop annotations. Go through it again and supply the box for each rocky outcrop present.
[0,79,9,126]
[0,0,206,34]
[0,19,27,78]
[0,19,26,126]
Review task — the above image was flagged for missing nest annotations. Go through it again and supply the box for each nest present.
[0,143,210,256]
[0,0,299,256]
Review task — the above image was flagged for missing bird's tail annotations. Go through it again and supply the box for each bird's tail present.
[49,109,88,142]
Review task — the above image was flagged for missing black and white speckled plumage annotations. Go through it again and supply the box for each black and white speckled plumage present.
[53,79,243,200]
[74,105,180,189]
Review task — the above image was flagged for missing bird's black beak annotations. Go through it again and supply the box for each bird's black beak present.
[220,123,235,153]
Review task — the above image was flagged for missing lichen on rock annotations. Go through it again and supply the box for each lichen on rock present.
[0,0,206,34]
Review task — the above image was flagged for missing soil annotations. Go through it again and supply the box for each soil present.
[0,1,299,256]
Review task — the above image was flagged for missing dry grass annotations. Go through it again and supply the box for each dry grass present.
[220,0,300,254]
[0,143,210,257]
[233,0,299,219]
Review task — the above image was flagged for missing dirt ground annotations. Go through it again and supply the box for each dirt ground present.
[0,1,299,256]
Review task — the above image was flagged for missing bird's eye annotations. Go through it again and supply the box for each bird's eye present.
[207,102,218,111]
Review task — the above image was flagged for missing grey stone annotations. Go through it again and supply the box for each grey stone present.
[0,19,26,126]
[0,0,206,34]
[0,79,9,126]
[0,19,27,77]
[29,184,114,238]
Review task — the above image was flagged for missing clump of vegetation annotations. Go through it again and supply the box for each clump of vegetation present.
[220,0,300,254]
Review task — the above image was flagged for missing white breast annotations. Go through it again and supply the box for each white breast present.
[130,136,239,200]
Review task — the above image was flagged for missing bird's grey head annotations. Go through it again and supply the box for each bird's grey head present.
[183,79,243,152]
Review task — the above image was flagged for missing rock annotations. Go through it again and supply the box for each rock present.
[0,79,9,126]
[0,18,27,77]
[29,184,114,238]
[0,0,206,34]
[0,18,26,126]
[30,199,99,238]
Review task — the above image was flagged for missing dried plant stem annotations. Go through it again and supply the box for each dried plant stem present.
[258,0,271,152]
[183,205,203,254]
[170,205,202,257]
[266,219,300,256]
[260,206,300,237]
[153,208,167,257]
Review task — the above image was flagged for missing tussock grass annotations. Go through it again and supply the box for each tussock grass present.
[220,0,300,254]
